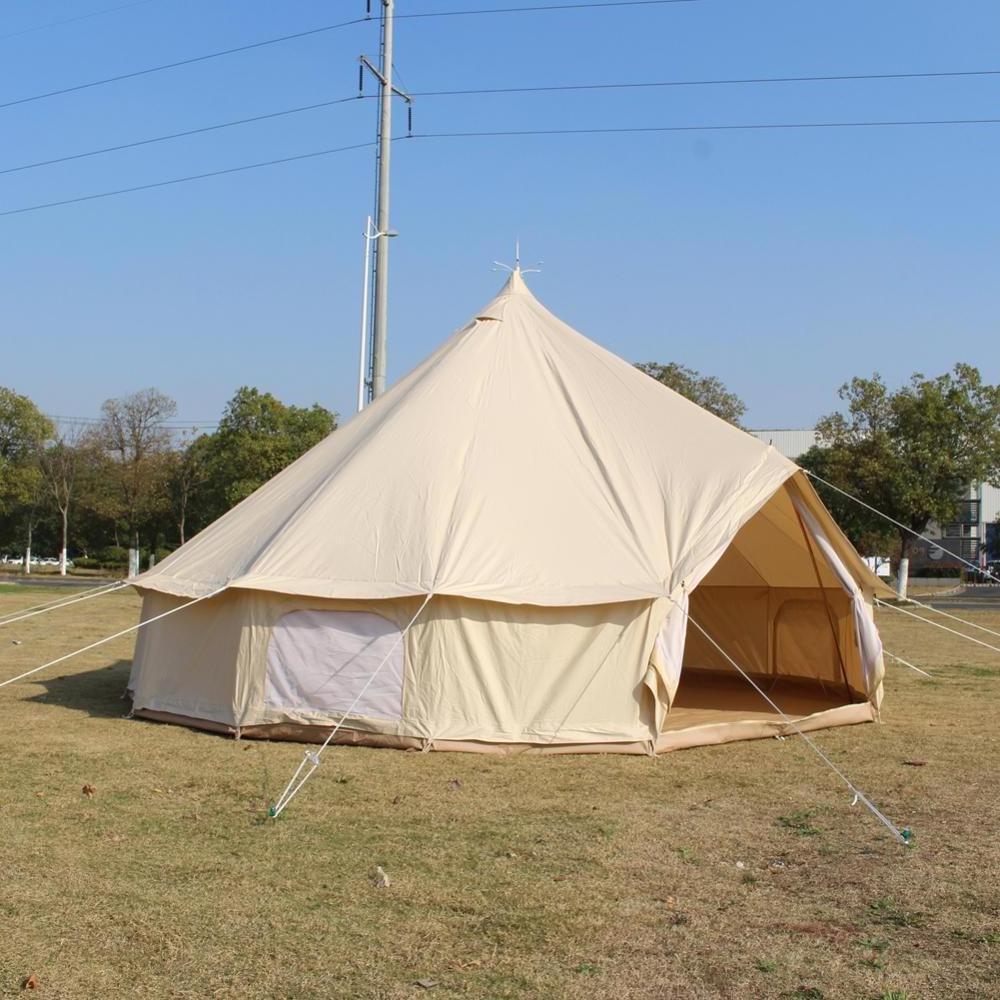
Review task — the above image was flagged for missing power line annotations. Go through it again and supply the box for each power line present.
[0,1,696,113]
[0,141,374,218]
[8,66,1000,177]
[395,0,698,17]
[0,17,370,113]
[47,413,219,429]
[0,96,360,176]
[6,115,1000,219]
[0,0,161,42]
[410,66,1000,97]
[411,117,1000,139]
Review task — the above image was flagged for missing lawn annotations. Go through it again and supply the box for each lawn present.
[0,588,997,999]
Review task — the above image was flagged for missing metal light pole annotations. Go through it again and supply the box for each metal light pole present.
[357,216,375,413]
[357,217,397,412]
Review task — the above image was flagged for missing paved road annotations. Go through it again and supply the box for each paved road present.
[918,586,1000,612]
[0,575,121,590]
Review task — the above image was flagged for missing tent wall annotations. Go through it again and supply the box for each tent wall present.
[128,480,884,753]
[130,590,669,746]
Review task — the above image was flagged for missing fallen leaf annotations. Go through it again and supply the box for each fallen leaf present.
[373,865,391,888]
[414,979,438,990]
[447,779,462,790]
[82,784,97,798]
[22,973,39,989]
[903,759,928,767]
[391,795,402,805]
[33,792,45,799]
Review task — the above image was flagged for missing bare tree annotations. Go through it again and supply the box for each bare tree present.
[38,423,83,576]
[166,432,211,545]
[97,389,177,575]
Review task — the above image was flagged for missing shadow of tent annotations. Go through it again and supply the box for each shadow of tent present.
[27,659,133,719]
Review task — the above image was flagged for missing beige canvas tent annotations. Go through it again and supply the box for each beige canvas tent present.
[129,269,891,754]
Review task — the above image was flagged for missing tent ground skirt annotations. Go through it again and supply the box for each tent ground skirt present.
[133,671,875,754]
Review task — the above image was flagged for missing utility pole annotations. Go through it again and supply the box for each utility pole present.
[371,0,394,399]
[359,2,409,403]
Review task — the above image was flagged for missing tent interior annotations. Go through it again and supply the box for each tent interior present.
[659,476,877,746]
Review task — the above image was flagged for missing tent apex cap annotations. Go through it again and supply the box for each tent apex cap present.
[500,266,532,297]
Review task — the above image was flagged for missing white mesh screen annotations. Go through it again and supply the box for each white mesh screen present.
[265,610,404,721]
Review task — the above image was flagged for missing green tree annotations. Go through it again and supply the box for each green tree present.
[800,364,1000,589]
[635,362,746,426]
[193,388,336,530]
[0,387,52,515]
[0,388,53,568]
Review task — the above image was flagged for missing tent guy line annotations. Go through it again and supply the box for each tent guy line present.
[883,651,933,679]
[270,592,436,819]
[0,580,129,629]
[671,595,908,844]
[0,586,225,691]
[874,599,1000,657]
[900,597,1000,642]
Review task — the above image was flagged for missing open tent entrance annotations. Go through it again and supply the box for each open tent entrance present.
[657,475,882,748]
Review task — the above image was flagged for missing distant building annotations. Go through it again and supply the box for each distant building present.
[749,428,1000,571]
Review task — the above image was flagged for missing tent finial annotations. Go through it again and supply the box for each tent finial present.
[492,240,542,277]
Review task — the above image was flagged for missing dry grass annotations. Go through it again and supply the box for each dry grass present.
[1,587,998,999]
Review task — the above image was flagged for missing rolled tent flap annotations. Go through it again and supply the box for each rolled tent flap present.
[791,495,886,705]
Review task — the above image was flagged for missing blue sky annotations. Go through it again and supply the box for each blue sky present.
[3,0,999,429]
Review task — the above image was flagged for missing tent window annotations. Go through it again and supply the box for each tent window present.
[265,610,404,721]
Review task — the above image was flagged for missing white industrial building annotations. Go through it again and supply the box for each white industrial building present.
[750,429,1000,572]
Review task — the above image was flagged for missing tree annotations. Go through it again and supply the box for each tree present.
[96,389,177,574]
[194,388,336,528]
[801,364,1000,594]
[0,387,52,515]
[0,388,53,570]
[38,426,85,575]
[165,432,212,545]
[635,362,746,426]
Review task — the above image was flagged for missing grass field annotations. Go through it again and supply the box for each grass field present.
[0,588,997,999]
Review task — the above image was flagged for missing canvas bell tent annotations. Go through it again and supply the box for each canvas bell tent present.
[128,270,890,754]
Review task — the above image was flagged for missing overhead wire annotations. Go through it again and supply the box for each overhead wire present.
[395,0,698,17]
[409,67,1000,96]
[0,16,370,113]
[7,116,1000,218]
[0,140,375,219]
[7,65,1000,178]
[409,118,1000,141]
[0,96,361,177]
[0,1,699,113]
[0,0,162,42]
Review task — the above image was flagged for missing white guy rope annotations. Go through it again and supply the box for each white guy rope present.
[875,598,1000,656]
[0,580,129,628]
[902,596,1000,641]
[270,593,435,818]
[0,585,226,690]
[672,596,908,844]
[803,470,1000,586]
[884,650,933,678]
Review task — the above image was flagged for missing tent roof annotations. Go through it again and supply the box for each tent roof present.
[137,270,845,606]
